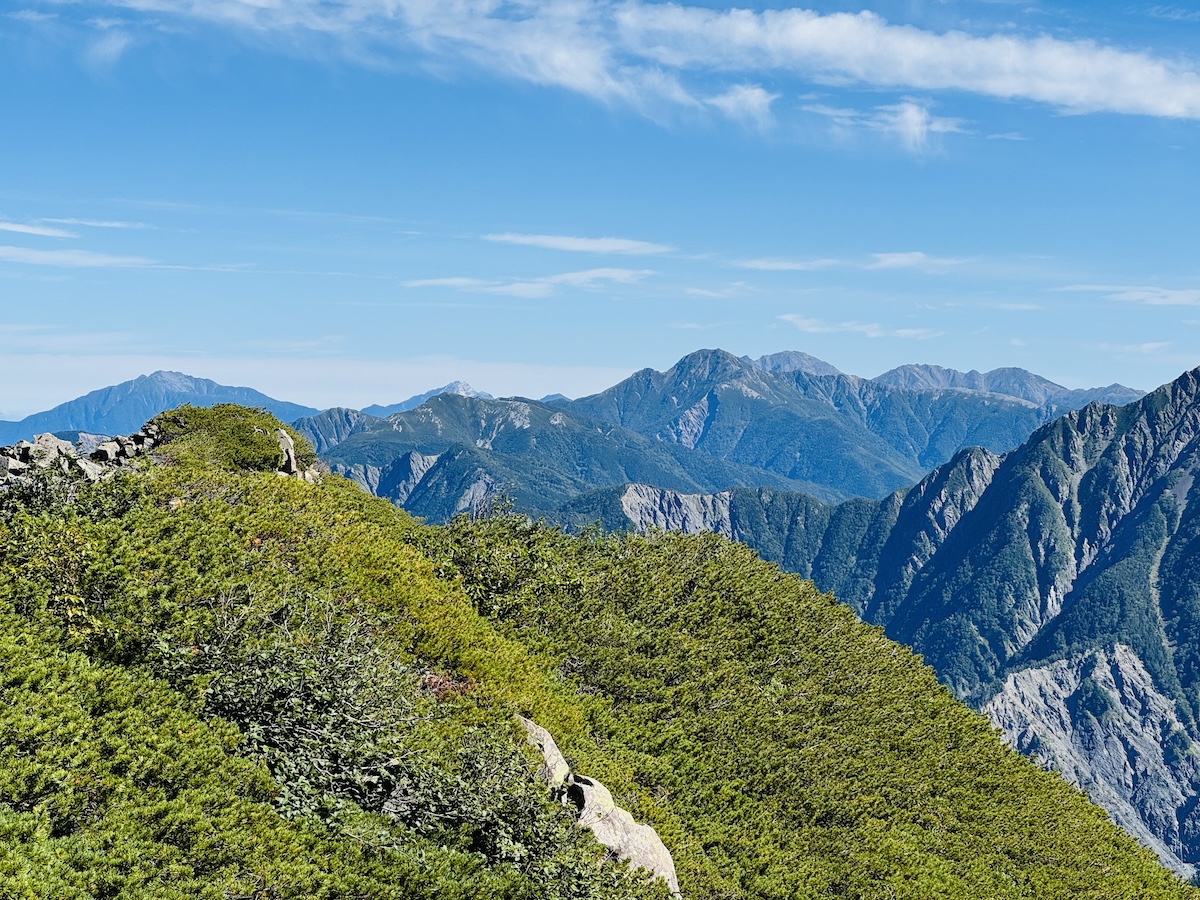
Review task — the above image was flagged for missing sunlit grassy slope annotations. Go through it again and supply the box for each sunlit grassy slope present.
[0,405,1193,899]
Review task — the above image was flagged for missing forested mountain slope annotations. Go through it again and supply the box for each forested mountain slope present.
[0,405,1192,898]
[592,367,1200,878]
[298,393,839,520]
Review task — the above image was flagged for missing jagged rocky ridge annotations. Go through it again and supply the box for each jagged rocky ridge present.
[578,367,1200,878]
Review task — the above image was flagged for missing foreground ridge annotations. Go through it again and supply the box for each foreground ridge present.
[0,403,1195,898]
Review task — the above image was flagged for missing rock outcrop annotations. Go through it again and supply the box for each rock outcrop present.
[516,716,680,896]
[985,645,1200,879]
[0,421,320,492]
[0,423,162,489]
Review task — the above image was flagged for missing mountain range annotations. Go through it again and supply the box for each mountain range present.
[0,371,320,446]
[294,349,1142,519]
[0,372,493,447]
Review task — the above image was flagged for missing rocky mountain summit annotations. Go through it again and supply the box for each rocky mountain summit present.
[362,380,492,418]
[585,366,1200,877]
[0,419,320,493]
[0,425,162,487]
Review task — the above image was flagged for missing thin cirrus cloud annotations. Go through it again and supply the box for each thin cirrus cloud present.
[780,313,942,339]
[0,246,154,268]
[483,232,672,255]
[405,267,654,299]
[738,257,841,271]
[705,84,780,131]
[44,1,1200,122]
[1067,284,1200,305]
[868,251,969,271]
[804,100,967,151]
[41,217,150,229]
[736,252,964,272]
[0,221,76,238]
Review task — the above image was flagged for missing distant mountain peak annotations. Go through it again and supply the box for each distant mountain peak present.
[747,351,843,377]
[0,372,319,445]
[362,382,494,418]
[872,362,1143,408]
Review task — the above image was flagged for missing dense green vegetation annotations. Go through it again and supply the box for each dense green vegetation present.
[0,404,1195,898]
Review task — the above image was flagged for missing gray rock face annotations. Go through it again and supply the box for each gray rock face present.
[619,484,734,537]
[275,429,299,475]
[985,645,1200,878]
[516,716,681,896]
[515,716,570,790]
[289,407,381,455]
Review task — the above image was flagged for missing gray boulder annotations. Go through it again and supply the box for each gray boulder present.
[275,428,299,475]
[516,715,571,790]
[516,715,681,896]
[32,433,76,468]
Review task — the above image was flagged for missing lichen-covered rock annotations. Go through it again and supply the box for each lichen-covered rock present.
[515,716,570,790]
[275,428,299,475]
[516,715,681,896]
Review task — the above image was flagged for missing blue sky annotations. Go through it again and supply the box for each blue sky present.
[3,0,1200,416]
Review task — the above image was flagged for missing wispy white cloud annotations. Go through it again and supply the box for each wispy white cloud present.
[780,313,942,339]
[682,281,749,298]
[738,257,841,271]
[619,4,1200,118]
[1065,284,1200,305]
[405,267,653,298]
[7,9,57,22]
[41,217,150,229]
[403,276,492,289]
[870,100,968,152]
[541,267,653,286]
[869,251,969,272]
[1097,340,1173,354]
[483,232,671,254]
[47,1,1200,122]
[0,246,154,268]
[1148,6,1200,23]
[804,99,967,152]
[85,23,134,66]
[987,131,1029,141]
[706,83,778,131]
[0,221,76,238]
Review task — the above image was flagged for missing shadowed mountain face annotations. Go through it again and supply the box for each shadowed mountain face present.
[563,349,1140,498]
[297,393,833,521]
[298,348,1145,523]
[586,367,1200,878]
[0,371,319,445]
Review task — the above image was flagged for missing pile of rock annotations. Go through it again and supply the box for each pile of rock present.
[0,426,157,489]
[1,423,319,491]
